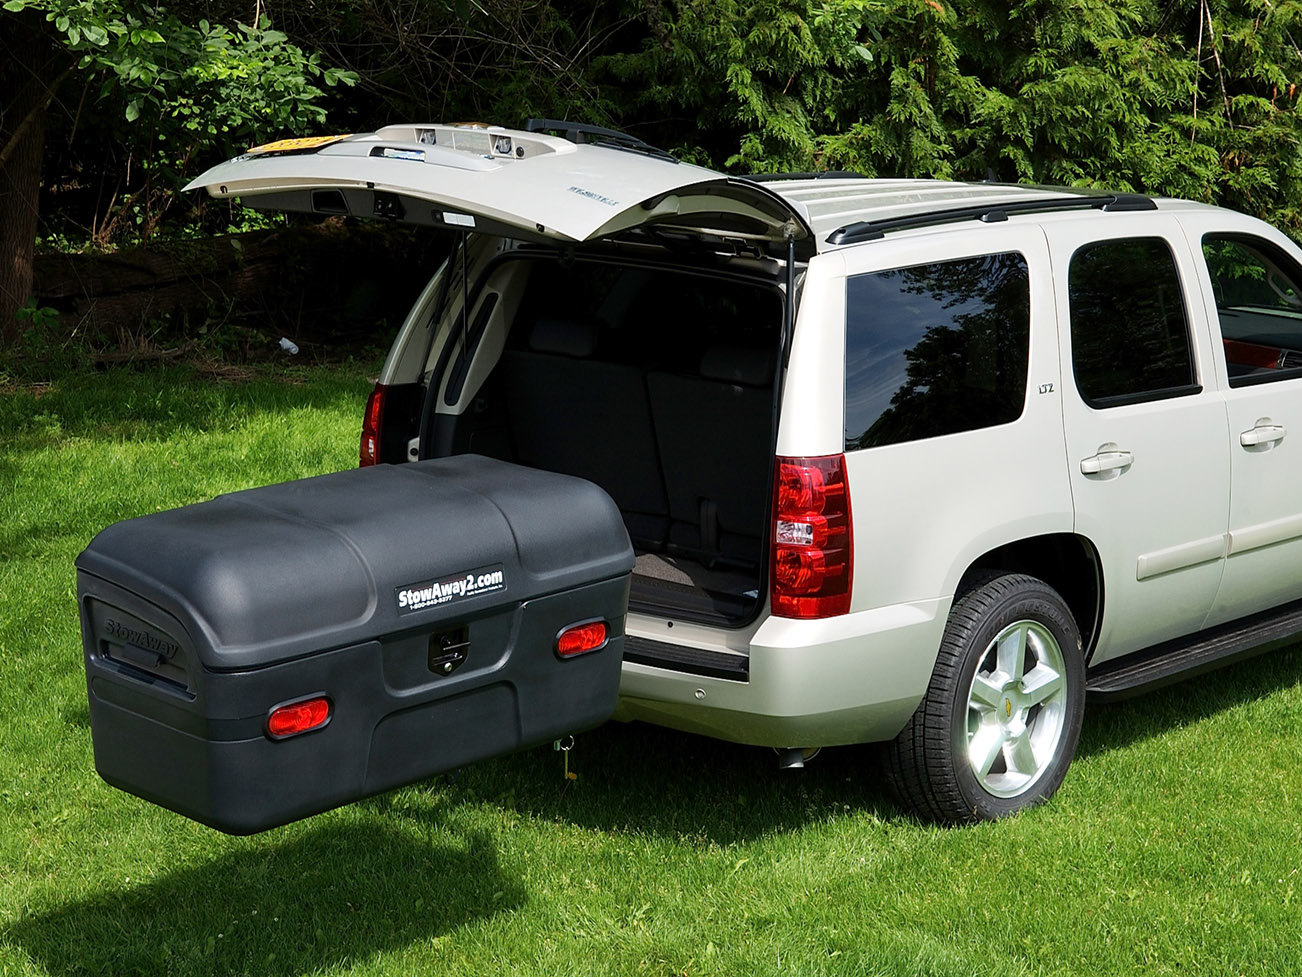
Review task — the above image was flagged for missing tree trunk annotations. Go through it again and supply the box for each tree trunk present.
[0,13,59,348]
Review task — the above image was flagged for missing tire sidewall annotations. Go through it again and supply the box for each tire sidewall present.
[947,577,1086,821]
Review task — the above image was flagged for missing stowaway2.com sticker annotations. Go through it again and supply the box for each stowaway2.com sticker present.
[396,564,506,613]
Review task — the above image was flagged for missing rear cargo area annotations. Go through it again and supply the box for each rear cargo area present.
[434,253,783,626]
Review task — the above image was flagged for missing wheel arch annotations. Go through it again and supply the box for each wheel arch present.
[956,533,1104,660]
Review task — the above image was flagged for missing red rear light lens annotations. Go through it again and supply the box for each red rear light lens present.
[556,621,608,658]
[267,696,331,739]
[774,545,827,592]
[360,382,386,467]
[771,454,853,619]
[777,461,827,511]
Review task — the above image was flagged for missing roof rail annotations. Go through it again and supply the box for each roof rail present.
[746,171,869,183]
[524,119,677,163]
[826,192,1158,246]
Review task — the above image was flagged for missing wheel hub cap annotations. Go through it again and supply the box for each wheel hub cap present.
[964,619,1068,799]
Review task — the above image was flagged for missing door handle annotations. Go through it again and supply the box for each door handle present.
[1080,446,1134,475]
[1240,420,1286,448]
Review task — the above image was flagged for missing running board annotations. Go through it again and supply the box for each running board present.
[623,636,749,682]
[1086,599,1302,702]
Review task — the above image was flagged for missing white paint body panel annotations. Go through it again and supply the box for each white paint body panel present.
[776,252,846,457]
[615,599,948,746]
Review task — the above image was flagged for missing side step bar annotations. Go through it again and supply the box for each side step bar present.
[1087,599,1302,702]
[623,636,749,682]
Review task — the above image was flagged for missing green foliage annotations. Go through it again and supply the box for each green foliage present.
[603,0,1302,233]
[15,0,1302,247]
[3,0,356,245]
[600,0,882,168]
[271,0,636,135]
[3,0,356,134]
[5,299,78,377]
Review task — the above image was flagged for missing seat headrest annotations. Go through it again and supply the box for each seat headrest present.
[529,318,599,358]
[699,345,775,387]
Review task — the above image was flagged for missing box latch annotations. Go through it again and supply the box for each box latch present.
[428,626,469,676]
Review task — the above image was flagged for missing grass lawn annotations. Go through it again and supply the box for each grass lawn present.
[3,364,1302,976]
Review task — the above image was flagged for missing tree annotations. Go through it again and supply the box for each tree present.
[0,0,355,343]
[605,0,1302,234]
[0,8,65,345]
[273,0,643,131]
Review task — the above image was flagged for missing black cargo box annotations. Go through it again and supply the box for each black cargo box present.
[76,455,634,834]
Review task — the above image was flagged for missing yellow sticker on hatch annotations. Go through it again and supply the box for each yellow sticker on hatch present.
[246,134,351,155]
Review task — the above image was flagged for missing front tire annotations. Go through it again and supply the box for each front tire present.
[886,572,1085,824]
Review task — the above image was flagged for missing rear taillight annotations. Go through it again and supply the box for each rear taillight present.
[360,382,386,466]
[267,696,331,739]
[771,454,853,619]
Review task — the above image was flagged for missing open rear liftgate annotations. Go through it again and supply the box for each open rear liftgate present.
[76,456,634,834]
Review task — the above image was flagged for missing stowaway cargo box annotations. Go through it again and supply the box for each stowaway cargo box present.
[76,455,634,834]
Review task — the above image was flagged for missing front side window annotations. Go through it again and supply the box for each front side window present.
[1068,237,1197,407]
[1203,234,1302,385]
[844,252,1031,451]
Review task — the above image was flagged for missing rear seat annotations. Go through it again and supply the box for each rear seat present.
[647,345,776,568]
[501,318,670,548]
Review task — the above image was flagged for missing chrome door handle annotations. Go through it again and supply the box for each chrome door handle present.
[1240,421,1286,448]
[1080,447,1134,475]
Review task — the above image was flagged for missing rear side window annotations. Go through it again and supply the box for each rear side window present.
[1068,238,1198,407]
[844,252,1030,451]
[1202,234,1302,386]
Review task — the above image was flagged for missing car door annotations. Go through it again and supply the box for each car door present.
[1046,217,1231,663]
[1178,214,1302,625]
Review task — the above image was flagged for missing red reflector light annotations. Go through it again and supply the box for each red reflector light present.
[772,454,853,619]
[556,621,608,658]
[267,697,331,738]
[360,382,386,467]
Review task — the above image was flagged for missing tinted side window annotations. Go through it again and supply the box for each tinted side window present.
[1202,234,1302,386]
[844,252,1030,451]
[1068,238,1197,407]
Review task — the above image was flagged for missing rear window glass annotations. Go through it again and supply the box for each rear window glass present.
[509,257,780,372]
[844,252,1031,451]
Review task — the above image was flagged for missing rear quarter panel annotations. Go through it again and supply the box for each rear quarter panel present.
[807,225,1074,615]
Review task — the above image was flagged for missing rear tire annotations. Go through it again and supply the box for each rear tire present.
[886,572,1085,824]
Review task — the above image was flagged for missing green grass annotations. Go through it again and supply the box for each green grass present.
[4,364,1302,976]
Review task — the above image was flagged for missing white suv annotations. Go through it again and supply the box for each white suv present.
[188,120,1302,822]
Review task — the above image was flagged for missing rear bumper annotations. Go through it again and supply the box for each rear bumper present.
[614,597,950,747]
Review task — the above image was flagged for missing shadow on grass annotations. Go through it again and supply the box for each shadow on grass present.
[0,363,373,447]
[398,643,1302,840]
[5,821,522,977]
[371,720,902,845]
[0,518,94,561]
[61,697,91,730]
[1078,641,1302,759]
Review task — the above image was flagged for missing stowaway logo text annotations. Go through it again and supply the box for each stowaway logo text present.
[396,565,506,614]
